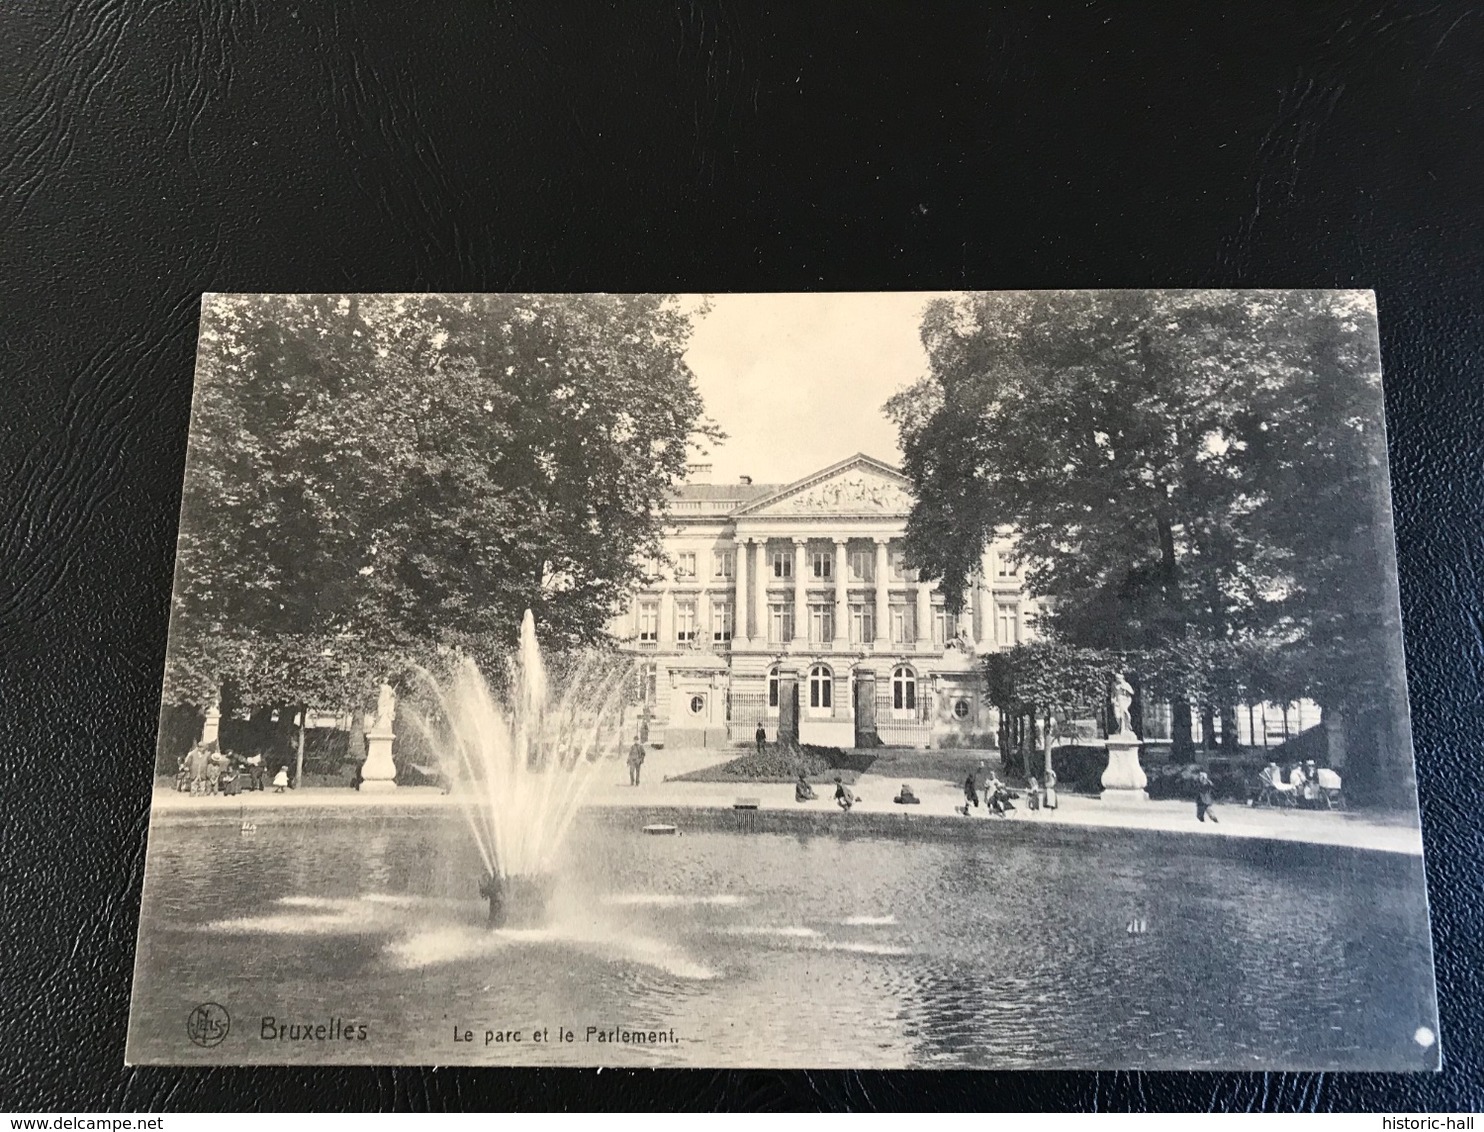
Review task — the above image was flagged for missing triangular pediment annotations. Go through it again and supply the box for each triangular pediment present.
[734,454,914,518]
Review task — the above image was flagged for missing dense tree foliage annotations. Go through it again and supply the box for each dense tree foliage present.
[164,293,719,719]
[888,290,1408,790]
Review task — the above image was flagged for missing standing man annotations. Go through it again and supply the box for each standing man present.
[754,723,767,756]
[627,737,646,787]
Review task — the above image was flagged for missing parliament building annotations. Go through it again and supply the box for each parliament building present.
[609,454,1039,750]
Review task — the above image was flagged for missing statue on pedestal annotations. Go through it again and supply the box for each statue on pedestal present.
[360,681,399,792]
[1101,670,1147,802]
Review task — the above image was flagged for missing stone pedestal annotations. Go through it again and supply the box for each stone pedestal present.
[200,698,222,748]
[1100,735,1148,802]
[359,728,398,791]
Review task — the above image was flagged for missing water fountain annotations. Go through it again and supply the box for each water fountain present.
[410,611,634,929]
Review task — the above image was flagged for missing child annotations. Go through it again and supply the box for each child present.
[272,765,289,793]
[1025,775,1041,812]
[1195,770,1219,823]
[833,776,855,812]
[795,771,817,803]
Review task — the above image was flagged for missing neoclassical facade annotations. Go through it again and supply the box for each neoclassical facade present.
[609,454,1039,749]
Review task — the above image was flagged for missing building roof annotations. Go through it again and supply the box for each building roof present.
[672,482,783,503]
[666,453,908,520]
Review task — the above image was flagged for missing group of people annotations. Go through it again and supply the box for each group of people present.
[788,763,1063,817]
[792,772,859,811]
[1259,758,1341,808]
[174,742,289,795]
[957,764,1058,818]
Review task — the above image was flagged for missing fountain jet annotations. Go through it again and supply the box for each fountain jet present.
[410,611,634,929]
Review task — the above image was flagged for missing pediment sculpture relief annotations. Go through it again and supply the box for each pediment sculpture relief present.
[773,473,911,514]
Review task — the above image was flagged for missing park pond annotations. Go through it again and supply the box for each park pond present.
[127,807,1439,1069]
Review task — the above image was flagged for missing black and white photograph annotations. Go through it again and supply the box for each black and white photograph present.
[126,290,1439,1070]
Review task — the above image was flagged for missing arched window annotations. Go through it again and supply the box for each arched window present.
[809,664,833,710]
[892,666,917,712]
[767,665,780,708]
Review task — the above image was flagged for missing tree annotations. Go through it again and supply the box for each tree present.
[889,290,1406,786]
[164,293,720,726]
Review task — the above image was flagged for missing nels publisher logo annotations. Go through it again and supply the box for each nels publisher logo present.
[186,1002,230,1048]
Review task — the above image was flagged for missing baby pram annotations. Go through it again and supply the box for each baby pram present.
[1256,764,1298,808]
[1314,767,1343,810]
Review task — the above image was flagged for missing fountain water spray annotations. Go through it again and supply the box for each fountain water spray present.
[409,611,635,928]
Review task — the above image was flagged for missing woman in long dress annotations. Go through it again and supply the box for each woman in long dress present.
[1043,768,1059,810]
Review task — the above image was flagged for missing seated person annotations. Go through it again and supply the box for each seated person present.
[893,783,920,805]
[795,771,817,803]
[833,776,855,812]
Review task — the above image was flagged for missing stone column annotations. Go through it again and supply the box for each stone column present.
[698,584,710,649]
[976,572,994,650]
[961,573,975,643]
[776,669,800,747]
[873,537,890,649]
[833,538,849,648]
[755,539,769,644]
[914,577,932,650]
[359,683,399,792]
[853,668,879,748]
[792,538,808,642]
[734,536,750,644]
[658,585,674,647]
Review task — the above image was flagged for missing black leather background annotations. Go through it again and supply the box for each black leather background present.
[2,0,1481,1113]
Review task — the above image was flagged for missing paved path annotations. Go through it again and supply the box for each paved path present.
[151,742,1423,856]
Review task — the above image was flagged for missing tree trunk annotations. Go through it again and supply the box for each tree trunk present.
[293,703,307,789]
[1220,704,1240,752]
[1200,705,1216,751]
[1171,699,1194,761]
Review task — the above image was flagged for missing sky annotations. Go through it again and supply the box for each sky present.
[680,292,953,487]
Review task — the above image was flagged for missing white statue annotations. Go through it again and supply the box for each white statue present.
[1110,671,1134,737]
[373,682,397,731]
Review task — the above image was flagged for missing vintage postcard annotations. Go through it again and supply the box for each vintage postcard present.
[127,291,1439,1069]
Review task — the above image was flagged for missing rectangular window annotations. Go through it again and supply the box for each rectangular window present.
[996,602,1020,646]
[811,551,832,579]
[638,601,658,643]
[771,551,793,579]
[675,600,697,644]
[810,675,832,709]
[849,603,875,644]
[713,550,734,579]
[996,550,1018,578]
[769,603,794,644]
[809,605,833,643]
[933,609,957,647]
[849,550,874,582]
[675,552,697,579]
[711,601,733,642]
[890,604,915,644]
[893,677,916,711]
[890,551,907,581]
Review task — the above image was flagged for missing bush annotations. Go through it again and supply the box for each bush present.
[668,743,876,783]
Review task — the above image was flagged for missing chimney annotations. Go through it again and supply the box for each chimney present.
[739,475,753,485]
